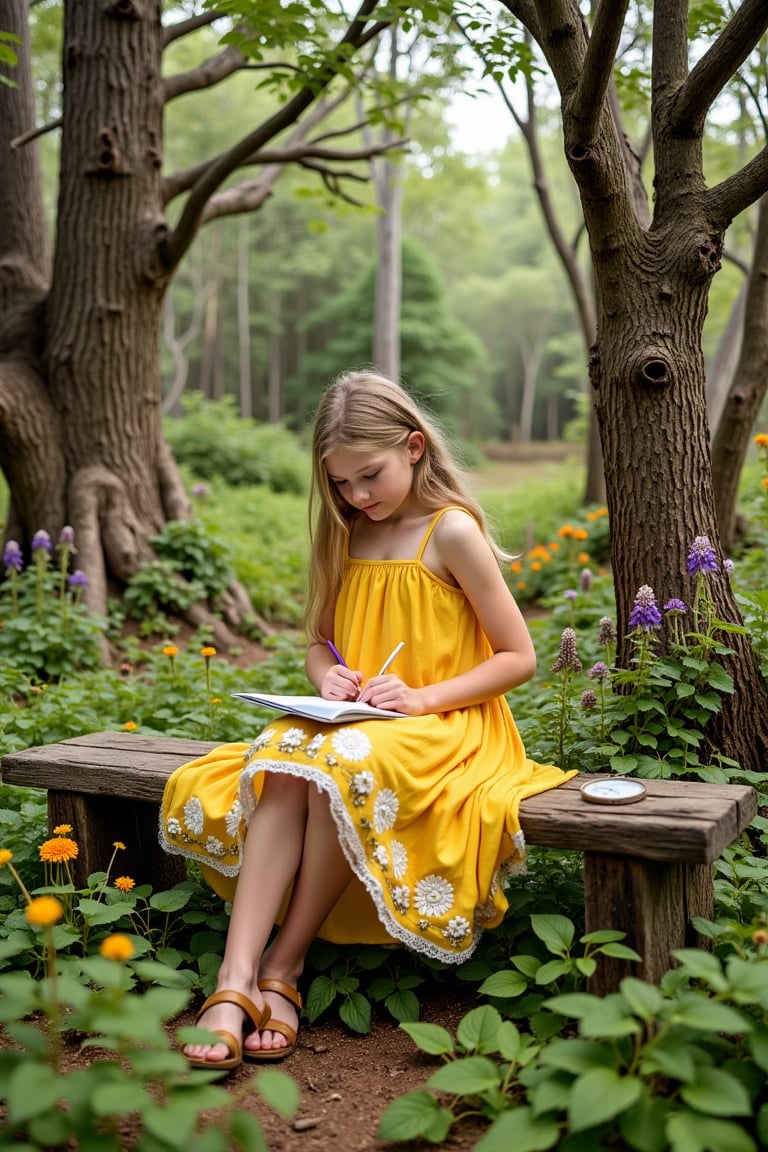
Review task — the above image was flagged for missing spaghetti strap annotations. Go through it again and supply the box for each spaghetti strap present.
[416,505,472,562]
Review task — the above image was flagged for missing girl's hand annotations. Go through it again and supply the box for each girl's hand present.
[322,665,362,701]
[358,675,425,715]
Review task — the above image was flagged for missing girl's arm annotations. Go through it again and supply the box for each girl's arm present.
[306,609,362,700]
[359,510,536,715]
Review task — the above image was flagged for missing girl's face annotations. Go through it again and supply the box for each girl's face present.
[325,433,425,521]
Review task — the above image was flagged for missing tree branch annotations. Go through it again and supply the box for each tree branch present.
[569,0,630,145]
[160,0,389,271]
[706,144,768,227]
[10,115,61,150]
[672,0,768,134]
[164,44,248,102]
[162,11,220,49]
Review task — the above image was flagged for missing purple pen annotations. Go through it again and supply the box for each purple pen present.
[327,640,349,668]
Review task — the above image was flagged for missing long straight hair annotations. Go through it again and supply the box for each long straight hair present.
[305,369,509,640]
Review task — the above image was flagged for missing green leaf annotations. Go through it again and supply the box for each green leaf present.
[619,978,664,1019]
[672,949,727,991]
[400,1021,455,1055]
[474,1105,560,1151]
[228,1109,268,1152]
[568,1068,643,1132]
[640,1038,699,1084]
[91,1080,154,1116]
[680,1067,751,1117]
[339,990,371,1034]
[671,996,751,1033]
[376,1091,453,1143]
[544,992,602,1018]
[666,1110,756,1152]
[618,1091,670,1152]
[530,914,575,955]
[535,959,572,985]
[385,987,420,1022]
[253,1067,300,1119]
[456,1005,504,1053]
[600,942,642,961]
[479,970,529,998]
[539,1038,616,1074]
[427,1055,501,1094]
[6,1062,62,1124]
[304,974,338,1021]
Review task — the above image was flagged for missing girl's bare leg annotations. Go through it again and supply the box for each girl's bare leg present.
[246,784,352,1054]
[183,773,309,1063]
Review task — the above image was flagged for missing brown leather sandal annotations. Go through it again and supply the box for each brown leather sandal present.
[184,988,272,1071]
[244,978,303,1062]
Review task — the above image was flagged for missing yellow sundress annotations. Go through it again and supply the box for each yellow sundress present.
[159,508,576,962]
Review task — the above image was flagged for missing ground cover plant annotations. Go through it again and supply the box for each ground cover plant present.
[1,428,768,1148]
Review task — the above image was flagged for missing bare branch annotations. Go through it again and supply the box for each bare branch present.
[706,143,768,227]
[673,0,768,134]
[10,115,61,150]
[164,44,248,102]
[160,0,389,267]
[200,165,287,224]
[162,11,220,49]
[569,0,630,145]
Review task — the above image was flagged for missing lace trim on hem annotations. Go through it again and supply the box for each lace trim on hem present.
[239,758,482,964]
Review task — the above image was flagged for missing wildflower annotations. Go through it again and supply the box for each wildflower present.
[39,836,79,863]
[114,876,135,892]
[588,661,610,681]
[753,930,768,946]
[579,567,593,592]
[53,824,73,835]
[573,528,589,541]
[762,478,768,490]
[211,696,222,705]
[564,589,577,601]
[686,535,719,576]
[122,721,138,732]
[201,646,217,658]
[517,581,526,591]
[581,689,597,711]
[3,540,23,572]
[162,645,179,658]
[663,599,688,614]
[31,530,51,552]
[629,585,662,632]
[531,561,542,572]
[754,433,768,447]
[68,569,88,589]
[59,526,75,546]
[510,561,522,574]
[598,616,617,645]
[551,627,583,673]
[577,552,590,565]
[0,848,12,866]
[119,662,133,677]
[192,483,210,499]
[558,525,575,538]
[113,841,126,850]
[25,895,64,928]
[548,541,561,551]
[724,558,734,573]
[99,933,135,961]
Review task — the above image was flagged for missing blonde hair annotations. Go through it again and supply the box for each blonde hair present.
[305,369,508,640]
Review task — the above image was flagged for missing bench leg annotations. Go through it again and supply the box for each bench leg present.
[48,790,187,891]
[583,852,713,996]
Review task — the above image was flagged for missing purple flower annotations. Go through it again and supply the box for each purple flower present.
[59,526,75,546]
[724,558,734,574]
[629,585,663,632]
[579,567,593,592]
[3,540,23,573]
[564,589,577,601]
[192,483,210,499]
[598,616,617,645]
[551,627,583,674]
[663,598,688,615]
[31,530,51,553]
[68,570,89,589]
[687,535,719,576]
[588,661,609,681]
[581,689,597,711]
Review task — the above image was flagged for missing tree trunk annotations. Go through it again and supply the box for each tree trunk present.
[237,215,252,419]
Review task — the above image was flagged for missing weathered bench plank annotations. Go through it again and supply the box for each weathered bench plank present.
[0,730,758,995]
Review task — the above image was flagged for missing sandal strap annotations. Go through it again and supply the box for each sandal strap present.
[196,988,271,1030]
[258,977,303,1011]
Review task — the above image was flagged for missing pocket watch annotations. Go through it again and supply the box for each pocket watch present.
[579,777,647,805]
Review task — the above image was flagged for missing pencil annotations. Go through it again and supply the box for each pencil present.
[327,640,349,668]
[377,641,405,677]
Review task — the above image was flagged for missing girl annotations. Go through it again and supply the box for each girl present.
[160,369,576,1071]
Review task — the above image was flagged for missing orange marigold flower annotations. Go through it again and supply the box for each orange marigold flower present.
[100,933,135,961]
[761,477,768,490]
[25,895,64,928]
[510,561,522,573]
[578,552,590,564]
[122,721,138,732]
[200,646,217,658]
[548,541,560,552]
[752,929,768,946]
[114,876,135,892]
[39,837,79,863]
[558,525,575,538]
[572,528,589,540]
[754,433,768,447]
[531,561,542,572]
[516,581,526,591]
[163,645,179,657]
[53,824,73,835]
[113,841,126,850]
[0,849,12,866]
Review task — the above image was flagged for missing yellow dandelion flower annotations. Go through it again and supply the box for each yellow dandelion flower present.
[99,933,135,961]
[211,697,222,705]
[25,895,64,928]
[577,552,590,564]
[201,646,217,658]
[39,837,79,863]
[53,824,73,835]
[754,433,768,447]
[122,721,138,732]
[163,645,179,657]
[558,525,575,538]
[0,848,12,866]
[113,841,126,850]
[114,876,135,892]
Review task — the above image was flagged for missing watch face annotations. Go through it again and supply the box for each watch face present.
[580,777,647,805]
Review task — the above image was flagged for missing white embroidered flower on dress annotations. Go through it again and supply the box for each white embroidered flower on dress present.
[331,727,372,763]
[414,875,454,917]
[183,797,204,835]
[443,916,471,945]
[206,836,225,857]
[373,844,389,869]
[351,769,374,797]
[246,729,276,760]
[306,734,326,758]
[224,799,242,837]
[166,816,181,837]
[373,788,398,833]
[392,885,410,913]
[278,727,306,752]
[391,840,408,879]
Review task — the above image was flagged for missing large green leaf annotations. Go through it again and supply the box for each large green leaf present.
[568,1068,643,1132]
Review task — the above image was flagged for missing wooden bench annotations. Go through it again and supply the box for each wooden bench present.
[0,730,757,995]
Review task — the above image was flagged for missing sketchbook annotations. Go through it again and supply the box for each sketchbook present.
[231,692,406,724]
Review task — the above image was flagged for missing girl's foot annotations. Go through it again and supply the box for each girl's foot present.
[183,988,270,1069]
[243,977,302,1061]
